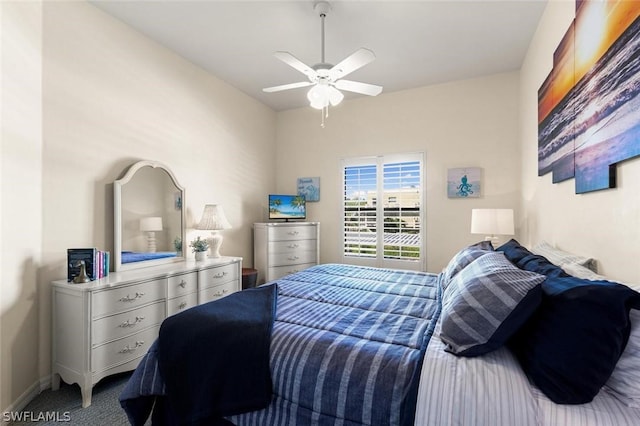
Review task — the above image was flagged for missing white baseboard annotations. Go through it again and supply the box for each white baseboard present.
[1,375,51,426]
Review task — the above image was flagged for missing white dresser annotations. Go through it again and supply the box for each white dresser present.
[253,222,319,284]
[51,256,241,407]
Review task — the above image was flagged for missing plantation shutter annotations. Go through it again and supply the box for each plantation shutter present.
[341,153,425,271]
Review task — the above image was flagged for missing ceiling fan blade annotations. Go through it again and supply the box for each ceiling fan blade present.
[334,80,383,96]
[329,48,376,80]
[263,81,314,93]
[274,51,317,79]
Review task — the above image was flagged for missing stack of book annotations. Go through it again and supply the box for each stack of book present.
[67,248,110,282]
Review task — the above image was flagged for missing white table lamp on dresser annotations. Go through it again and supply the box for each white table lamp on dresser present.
[196,204,232,258]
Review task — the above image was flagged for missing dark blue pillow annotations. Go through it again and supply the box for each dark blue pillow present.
[497,239,566,277]
[508,275,640,404]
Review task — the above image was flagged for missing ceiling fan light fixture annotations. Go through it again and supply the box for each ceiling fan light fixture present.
[307,84,329,109]
[328,86,344,106]
[263,0,382,125]
[307,83,344,109]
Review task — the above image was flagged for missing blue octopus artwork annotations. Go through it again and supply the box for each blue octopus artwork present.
[456,175,474,197]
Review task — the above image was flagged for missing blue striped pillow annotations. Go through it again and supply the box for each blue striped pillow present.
[441,241,493,290]
[440,251,545,356]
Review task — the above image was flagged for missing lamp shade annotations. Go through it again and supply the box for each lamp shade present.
[196,204,232,231]
[140,216,163,232]
[471,209,514,235]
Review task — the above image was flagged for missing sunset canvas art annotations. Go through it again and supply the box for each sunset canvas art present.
[538,0,640,193]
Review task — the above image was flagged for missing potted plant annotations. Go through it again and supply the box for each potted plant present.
[189,236,209,261]
[173,237,182,255]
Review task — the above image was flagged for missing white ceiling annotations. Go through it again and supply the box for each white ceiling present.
[90,0,548,111]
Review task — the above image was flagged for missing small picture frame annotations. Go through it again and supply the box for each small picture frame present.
[297,177,320,202]
[447,168,481,198]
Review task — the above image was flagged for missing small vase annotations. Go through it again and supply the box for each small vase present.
[195,251,207,261]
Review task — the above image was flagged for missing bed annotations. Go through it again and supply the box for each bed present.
[120,240,640,425]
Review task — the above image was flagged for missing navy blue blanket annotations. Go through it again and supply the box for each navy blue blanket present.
[120,284,277,425]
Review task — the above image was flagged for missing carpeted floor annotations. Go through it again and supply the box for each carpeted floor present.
[9,372,133,425]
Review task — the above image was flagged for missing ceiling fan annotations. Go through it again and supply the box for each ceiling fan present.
[263,1,383,119]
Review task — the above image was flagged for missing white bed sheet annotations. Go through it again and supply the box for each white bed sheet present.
[414,320,640,426]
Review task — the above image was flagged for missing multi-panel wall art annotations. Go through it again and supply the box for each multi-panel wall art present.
[538,0,640,193]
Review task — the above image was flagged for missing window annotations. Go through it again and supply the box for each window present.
[342,153,425,270]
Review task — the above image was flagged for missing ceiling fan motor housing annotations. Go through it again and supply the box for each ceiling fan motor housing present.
[314,1,331,17]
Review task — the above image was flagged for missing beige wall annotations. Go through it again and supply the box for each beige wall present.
[1,0,44,415]
[276,72,522,273]
[1,0,276,414]
[519,1,640,284]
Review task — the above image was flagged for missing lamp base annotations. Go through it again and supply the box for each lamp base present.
[147,232,157,253]
[210,231,224,258]
[484,235,501,249]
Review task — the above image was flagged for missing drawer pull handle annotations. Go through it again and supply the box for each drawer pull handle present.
[287,255,299,261]
[179,302,188,310]
[213,289,230,297]
[119,292,145,302]
[179,280,187,288]
[288,269,300,274]
[287,244,299,248]
[287,231,299,235]
[212,272,227,279]
[119,316,145,328]
[119,341,145,354]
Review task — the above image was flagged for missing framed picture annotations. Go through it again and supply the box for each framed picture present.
[447,168,481,198]
[297,177,320,202]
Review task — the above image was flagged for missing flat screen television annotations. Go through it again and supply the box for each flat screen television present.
[269,194,306,221]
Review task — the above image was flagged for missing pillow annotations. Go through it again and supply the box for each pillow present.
[439,251,545,357]
[605,308,640,408]
[497,239,566,278]
[561,262,609,281]
[440,241,493,290]
[531,240,598,272]
[508,275,640,404]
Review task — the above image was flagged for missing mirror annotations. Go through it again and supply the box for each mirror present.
[114,160,186,272]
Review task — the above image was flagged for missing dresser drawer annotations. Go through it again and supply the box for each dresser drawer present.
[92,279,165,318]
[92,301,165,345]
[199,281,237,304]
[268,225,317,241]
[268,263,317,281]
[91,325,159,373]
[198,263,238,290]
[269,250,317,267]
[167,272,198,299]
[168,292,198,316]
[267,239,316,254]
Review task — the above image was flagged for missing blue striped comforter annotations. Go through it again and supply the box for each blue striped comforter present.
[121,263,441,425]
[231,264,441,425]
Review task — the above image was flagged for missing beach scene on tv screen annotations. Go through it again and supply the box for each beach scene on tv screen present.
[269,195,306,219]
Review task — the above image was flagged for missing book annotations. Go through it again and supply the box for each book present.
[67,248,97,282]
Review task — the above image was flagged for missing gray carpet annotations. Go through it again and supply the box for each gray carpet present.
[10,373,133,425]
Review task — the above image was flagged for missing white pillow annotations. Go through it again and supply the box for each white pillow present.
[605,309,640,408]
[531,241,598,272]
[561,263,608,281]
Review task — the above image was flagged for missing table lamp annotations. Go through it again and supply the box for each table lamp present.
[471,208,514,249]
[196,204,232,258]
